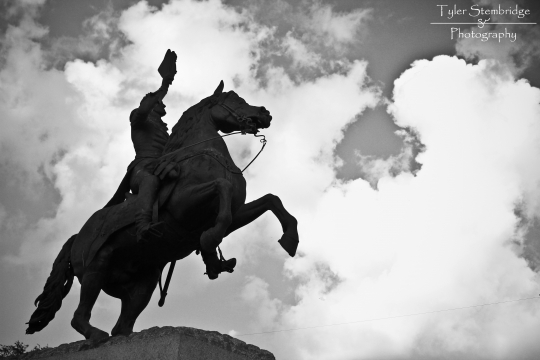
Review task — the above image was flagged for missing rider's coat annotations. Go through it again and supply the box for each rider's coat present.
[131,108,169,159]
[104,106,169,208]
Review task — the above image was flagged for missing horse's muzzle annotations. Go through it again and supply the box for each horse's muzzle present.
[255,108,272,129]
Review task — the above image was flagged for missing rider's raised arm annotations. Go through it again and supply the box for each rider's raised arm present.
[130,80,171,124]
[130,49,177,125]
[153,77,173,103]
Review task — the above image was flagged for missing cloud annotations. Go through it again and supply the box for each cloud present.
[288,0,372,48]
[45,5,128,69]
[235,0,373,82]
[240,276,282,328]
[354,129,421,189]
[456,0,540,75]
[0,20,84,176]
[241,55,540,359]
[242,0,372,47]
[0,7,135,267]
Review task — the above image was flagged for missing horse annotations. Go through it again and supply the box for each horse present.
[26,81,299,341]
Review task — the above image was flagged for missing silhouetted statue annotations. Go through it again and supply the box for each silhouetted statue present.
[26,50,299,342]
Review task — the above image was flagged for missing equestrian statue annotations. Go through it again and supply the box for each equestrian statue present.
[25,50,299,341]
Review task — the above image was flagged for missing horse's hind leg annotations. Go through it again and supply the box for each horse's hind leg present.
[71,246,113,341]
[111,267,160,337]
[225,194,299,256]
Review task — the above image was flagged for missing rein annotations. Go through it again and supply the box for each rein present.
[215,102,257,135]
[240,133,267,172]
[168,131,266,173]
[211,95,269,172]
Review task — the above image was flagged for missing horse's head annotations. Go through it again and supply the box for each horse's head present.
[209,81,272,134]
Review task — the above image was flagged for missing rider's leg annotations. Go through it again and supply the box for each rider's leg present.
[71,245,113,340]
[199,178,233,253]
[135,173,160,241]
[167,178,235,279]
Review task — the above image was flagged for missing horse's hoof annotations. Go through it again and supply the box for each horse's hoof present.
[111,330,132,338]
[278,232,299,257]
[88,328,110,342]
[78,334,109,351]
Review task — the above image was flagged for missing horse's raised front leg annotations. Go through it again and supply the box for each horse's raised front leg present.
[225,194,299,256]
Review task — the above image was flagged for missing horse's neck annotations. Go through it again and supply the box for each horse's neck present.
[180,112,232,158]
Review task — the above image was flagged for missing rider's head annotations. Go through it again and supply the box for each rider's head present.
[129,109,138,122]
[152,100,166,117]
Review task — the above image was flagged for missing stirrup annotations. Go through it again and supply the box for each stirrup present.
[221,258,236,273]
[201,247,236,280]
[203,258,237,280]
[217,246,236,273]
[137,221,165,243]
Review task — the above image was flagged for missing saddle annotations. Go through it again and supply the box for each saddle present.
[72,173,179,270]
[72,195,138,270]
[72,150,237,294]
[72,180,235,277]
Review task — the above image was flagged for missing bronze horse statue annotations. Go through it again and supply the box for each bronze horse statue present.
[26,81,299,341]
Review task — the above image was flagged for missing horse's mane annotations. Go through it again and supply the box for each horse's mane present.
[164,95,215,154]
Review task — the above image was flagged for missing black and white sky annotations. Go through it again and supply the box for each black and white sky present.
[1,0,540,359]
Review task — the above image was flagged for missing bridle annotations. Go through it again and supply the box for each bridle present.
[213,93,268,171]
[167,93,268,173]
[214,93,259,135]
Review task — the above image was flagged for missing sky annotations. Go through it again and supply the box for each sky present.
[1,0,540,359]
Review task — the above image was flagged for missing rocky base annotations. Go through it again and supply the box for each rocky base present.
[18,327,274,360]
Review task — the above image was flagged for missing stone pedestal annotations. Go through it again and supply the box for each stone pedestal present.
[19,327,274,360]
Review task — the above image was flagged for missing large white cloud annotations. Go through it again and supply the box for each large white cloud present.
[239,56,540,359]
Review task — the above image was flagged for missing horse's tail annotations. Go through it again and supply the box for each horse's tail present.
[26,234,76,334]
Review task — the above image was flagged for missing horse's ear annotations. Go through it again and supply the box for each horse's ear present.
[213,80,224,96]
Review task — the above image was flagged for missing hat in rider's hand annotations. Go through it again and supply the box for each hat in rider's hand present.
[158,49,177,82]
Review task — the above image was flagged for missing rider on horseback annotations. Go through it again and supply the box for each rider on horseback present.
[26,76,297,341]
[131,51,178,242]
[103,51,235,280]
[105,50,177,242]
[130,93,171,241]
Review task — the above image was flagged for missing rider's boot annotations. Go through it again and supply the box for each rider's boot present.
[201,250,236,280]
[135,209,164,243]
[135,174,165,243]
